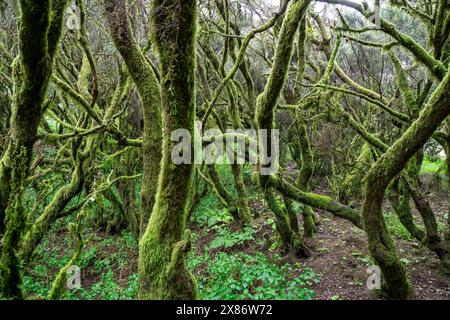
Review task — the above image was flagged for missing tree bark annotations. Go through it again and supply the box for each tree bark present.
[255,0,311,257]
[138,0,198,300]
[361,67,450,299]
[0,0,69,299]
[102,0,162,238]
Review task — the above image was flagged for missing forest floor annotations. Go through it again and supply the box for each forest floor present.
[189,175,450,300]
[286,186,450,300]
[23,166,450,300]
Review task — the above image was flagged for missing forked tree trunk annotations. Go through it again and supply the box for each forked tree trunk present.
[0,0,69,299]
[255,0,311,257]
[138,0,198,300]
[361,68,450,299]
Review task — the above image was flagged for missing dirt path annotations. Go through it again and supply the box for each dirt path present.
[245,181,450,300]
[304,210,450,300]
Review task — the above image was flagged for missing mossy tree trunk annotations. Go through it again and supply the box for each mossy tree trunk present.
[255,0,311,257]
[389,179,426,242]
[138,0,198,300]
[207,165,239,222]
[361,68,450,299]
[281,17,316,238]
[103,0,162,238]
[230,163,253,224]
[199,39,252,226]
[295,125,317,237]
[342,142,373,204]
[0,0,69,299]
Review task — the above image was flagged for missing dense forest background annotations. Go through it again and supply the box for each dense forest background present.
[0,0,449,300]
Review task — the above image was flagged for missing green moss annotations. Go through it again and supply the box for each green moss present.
[294,126,317,237]
[361,66,450,299]
[264,189,307,257]
[254,0,311,255]
[380,17,447,80]
[0,0,69,299]
[0,147,28,300]
[388,181,425,242]
[48,225,83,300]
[341,143,373,203]
[389,51,419,115]
[138,0,198,300]
[20,157,85,264]
[102,0,163,237]
[255,0,311,130]
[271,176,362,228]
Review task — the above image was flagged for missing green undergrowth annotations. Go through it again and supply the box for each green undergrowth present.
[188,251,318,300]
[23,224,138,300]
[383,211,415,241]
[421,155,446,174]
[208,225,256,250]
[21,162,319,300]
[188,165,319,300]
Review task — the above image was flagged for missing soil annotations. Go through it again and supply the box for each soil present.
[30,176,449,300]
[194,179,450,300]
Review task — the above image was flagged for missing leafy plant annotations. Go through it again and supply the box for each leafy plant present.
[383,211,415,241]
[189,252,318,300]
[208,226,255,250]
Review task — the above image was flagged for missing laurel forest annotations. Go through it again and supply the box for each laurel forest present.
[0,0,449,300]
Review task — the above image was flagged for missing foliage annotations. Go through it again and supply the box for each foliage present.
[192,192,233,228]
[0,0,449,301]
[421,155,446,174]
[189,251,318,300]
[23,229,138,300]
[384,212,414,241]
[208,225,255,250]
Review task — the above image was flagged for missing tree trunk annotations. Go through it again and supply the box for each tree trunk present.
[138,0,197,300]
[0,0,69,299]
[255,0,311,257]
[102,0,162,238]
[361,67,450,299]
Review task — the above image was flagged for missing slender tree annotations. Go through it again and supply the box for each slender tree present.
[102,0,163,237]
[138,0,198,299]
[0,0,69,299]
[255,0,311,257]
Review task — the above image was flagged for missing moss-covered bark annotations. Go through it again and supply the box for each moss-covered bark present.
[295,125,316,237]
[270,176,362,228]
[0,148,28,300]
[102,0,162,237]
[19,142,86,264]
[200,39,253,226]
[207,165,239,220]
[255,0,311,256]
[231,164,253,224]
[390,51,420,116]
[361,66,450,299]
[318,0,447,80]
[339,88,450,271]
[280,139,301,235]
[403,176,450,273]
[225,80,252,225]
[389,179,426,242]
[291,18,316,237]
[0,0,69,299]
[138,0,197,300]
[47,220,84,300]
[341,142,373,204]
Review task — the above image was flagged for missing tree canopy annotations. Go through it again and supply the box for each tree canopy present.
[0,0,449,301]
